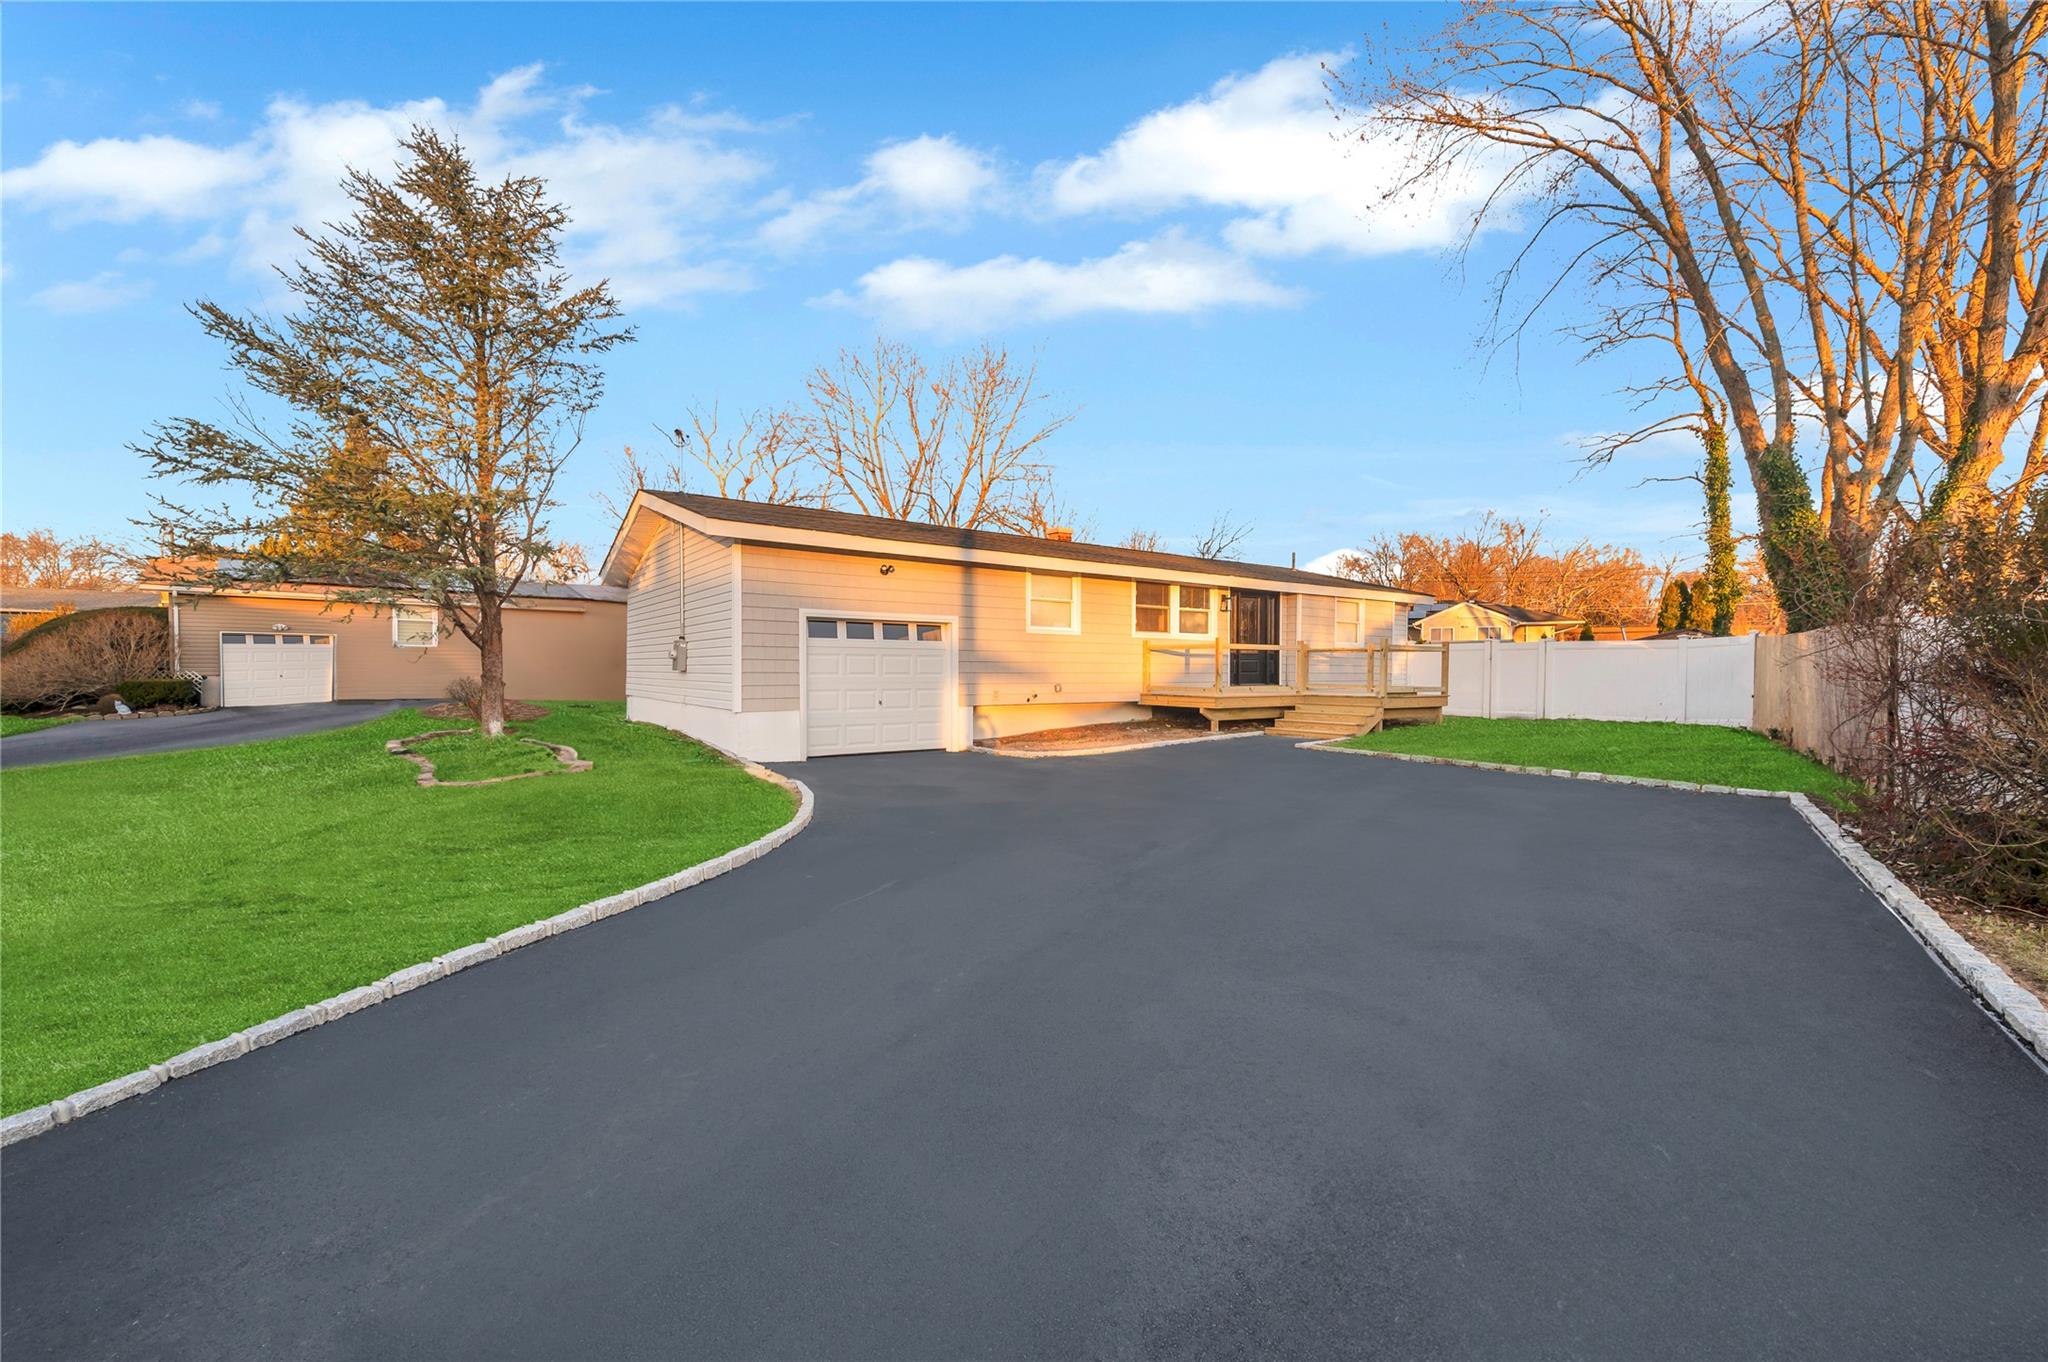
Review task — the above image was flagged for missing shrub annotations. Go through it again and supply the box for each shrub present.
[0,610,172,712]
[1830,495,2048,911]
[2,604,165,654]
[116,676,201,709]
[444,675,485,725]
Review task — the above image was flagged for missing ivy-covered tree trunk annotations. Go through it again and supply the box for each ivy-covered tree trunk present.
[1701,423,1741,635]
[1750,440,1850,633]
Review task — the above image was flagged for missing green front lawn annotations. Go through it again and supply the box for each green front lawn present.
[0,701,795,1113]
[1,713,79,738]
[1338,716,1855,803]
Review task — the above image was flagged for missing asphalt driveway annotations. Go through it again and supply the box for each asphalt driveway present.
[0,700,421,768]
[3,740,2042,1359]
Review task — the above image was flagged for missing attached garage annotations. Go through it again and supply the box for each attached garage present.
[219,631,336,706]
[802,616,950,757]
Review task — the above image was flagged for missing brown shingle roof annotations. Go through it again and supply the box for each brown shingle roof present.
[649,492,1411,594]
[0,588,157,613]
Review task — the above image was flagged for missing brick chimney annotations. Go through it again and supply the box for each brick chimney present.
[1045,526,1075,542]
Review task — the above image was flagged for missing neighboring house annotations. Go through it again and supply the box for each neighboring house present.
[1585,622,1660,641]
[1410,600,1584,643]
[142,575,626,707]
[600,492,1436,761]
[0,588,157,636]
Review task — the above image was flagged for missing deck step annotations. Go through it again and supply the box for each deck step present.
[1271,717,1380,739]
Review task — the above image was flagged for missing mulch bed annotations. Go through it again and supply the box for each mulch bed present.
[419,700,551,723]
[979,715,1262,754]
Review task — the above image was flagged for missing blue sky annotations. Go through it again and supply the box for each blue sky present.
[2,2,1720,572]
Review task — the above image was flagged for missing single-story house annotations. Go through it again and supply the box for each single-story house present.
[143,575,626,707]
[1411,600,1583,643]
[600,491,1437,761]
[0,589,159,635]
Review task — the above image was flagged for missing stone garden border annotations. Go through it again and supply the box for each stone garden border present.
[386,728,593,787]
[1299,738,2048,1064]
[1,757,814,1146]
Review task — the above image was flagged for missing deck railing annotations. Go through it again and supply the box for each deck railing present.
[1141,639,1451,698]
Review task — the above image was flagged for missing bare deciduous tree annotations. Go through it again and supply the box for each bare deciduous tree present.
[1117,529,1166,552]
[0,529,133,591]
[1191,512,1254,560]
[651,339,1079,534]
[800,339,1076,531]
[138,128,630,735]
[1344,0,2048,628]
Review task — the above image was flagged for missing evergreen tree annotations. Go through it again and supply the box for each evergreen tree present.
[1656,579,1688,631]
[138,129,631,736]
[1682,575,1716,632]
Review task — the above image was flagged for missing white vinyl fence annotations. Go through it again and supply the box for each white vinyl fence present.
[1441,635,1756,727]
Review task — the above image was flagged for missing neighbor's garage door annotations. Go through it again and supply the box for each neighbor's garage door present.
[804,618,948,756]
[220,632,335,706]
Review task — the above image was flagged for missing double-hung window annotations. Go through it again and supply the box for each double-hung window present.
[393,606,440,648]
[1133,581,1214,637]
[1026,573,1080,633]
[1335,600,1366,646]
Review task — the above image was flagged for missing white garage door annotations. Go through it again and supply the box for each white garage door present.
[220,632,336,706]
[804,618,948,756]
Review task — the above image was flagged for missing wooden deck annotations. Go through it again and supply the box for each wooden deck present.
[1138,640,1452,738]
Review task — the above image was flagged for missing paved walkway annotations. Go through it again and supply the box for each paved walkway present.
[0,701,420,768]
[3,740,2041,1358]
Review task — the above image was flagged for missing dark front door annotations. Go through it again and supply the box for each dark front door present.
[1230,589,1280,686]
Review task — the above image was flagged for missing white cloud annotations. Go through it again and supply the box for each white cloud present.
[1,64,771,307]
[181,98,223,121]
[1046,51,1510,258]
[33,270,153,313]
[866,135,996,215]
[761,133,997,250]
[827,230,1297,332]
[3,134,265,220]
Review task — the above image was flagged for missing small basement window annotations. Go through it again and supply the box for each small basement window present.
[1026,573,1080,633]
[393,607,440,648]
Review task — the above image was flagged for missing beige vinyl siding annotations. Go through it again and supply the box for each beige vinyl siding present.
[741,545,1152,711]
[1290,594,1405,688]
[626,523,685,704]
[176,593,623,701]
[626,523,734,710]
[679,527,734,709]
